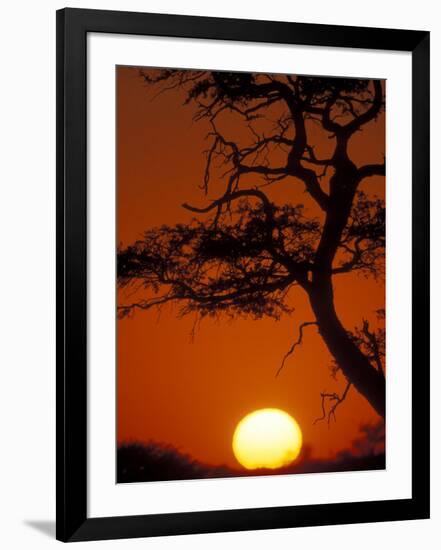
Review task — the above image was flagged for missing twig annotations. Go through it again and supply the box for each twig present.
[314,382,352,426]
[276,321,317,377]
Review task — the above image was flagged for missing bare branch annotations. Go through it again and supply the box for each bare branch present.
[314,382,352,425]
[182,188,274,221]
[118,295,175,318]
[345,80,384,135]
[357,159,386,181]
[276,321,317,377]
[302,145,333,167]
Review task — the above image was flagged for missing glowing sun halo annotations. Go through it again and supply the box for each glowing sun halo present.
[232,408,303,470]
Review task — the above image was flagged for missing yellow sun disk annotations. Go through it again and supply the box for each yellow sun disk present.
[232,408,303,470]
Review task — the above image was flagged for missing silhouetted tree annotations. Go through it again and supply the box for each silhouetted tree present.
[118,70,386,419]
[117,435,385,483]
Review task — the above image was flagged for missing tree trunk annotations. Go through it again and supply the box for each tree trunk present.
[303,161,386,419]
[308,274,386,419]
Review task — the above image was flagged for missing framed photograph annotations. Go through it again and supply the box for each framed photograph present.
[56,8,430,542]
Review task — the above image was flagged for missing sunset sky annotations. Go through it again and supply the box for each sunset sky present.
[116,66,385,470]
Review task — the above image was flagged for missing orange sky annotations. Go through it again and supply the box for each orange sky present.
[116,66,385,469]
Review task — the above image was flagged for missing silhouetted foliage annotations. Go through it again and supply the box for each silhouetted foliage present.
[118,69,386,419]
[118,200,320,320]
[117,423,385,483]
[117,441,231,482]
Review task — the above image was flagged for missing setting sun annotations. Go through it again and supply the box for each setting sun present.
[232,409,303,470]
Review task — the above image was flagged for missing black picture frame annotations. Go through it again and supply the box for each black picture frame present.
[56,7,430,542]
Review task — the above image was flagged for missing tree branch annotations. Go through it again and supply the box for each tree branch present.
[357,160,386,181]
[360,320,384,376]
[183,188,314,282]
[345,80,383,135]
[276,321,317,377]
[314,381,352,425]
[182,188,274,222]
